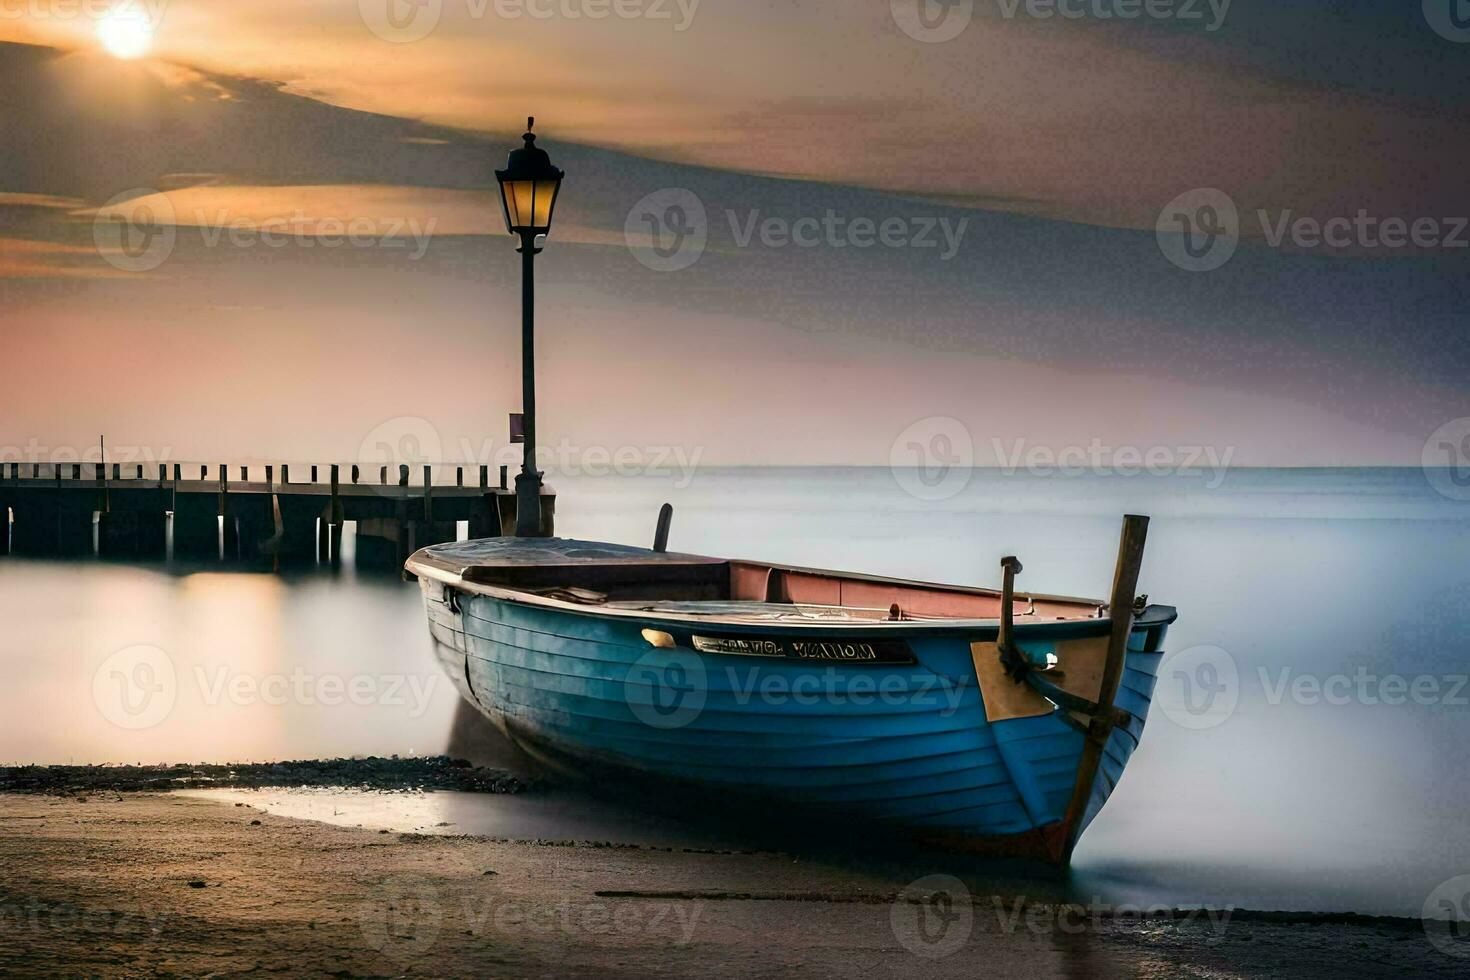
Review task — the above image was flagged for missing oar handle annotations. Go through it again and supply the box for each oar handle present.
[998,555,1023,676]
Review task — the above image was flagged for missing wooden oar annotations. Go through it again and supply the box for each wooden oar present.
[997,555,1024,679]
[1057,514,1149,863]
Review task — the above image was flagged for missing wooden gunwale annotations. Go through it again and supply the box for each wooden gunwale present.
[407,551,1123,635]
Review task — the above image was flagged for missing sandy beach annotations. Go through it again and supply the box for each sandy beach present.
[0,790,1454,979]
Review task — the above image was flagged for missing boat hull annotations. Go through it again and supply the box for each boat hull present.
[417,577,1171,863]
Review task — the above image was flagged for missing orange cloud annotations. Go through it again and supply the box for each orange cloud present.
[79,184,626,248]
[6,3,1464,230]
[0,237,127,278]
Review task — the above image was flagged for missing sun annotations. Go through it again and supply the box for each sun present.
[96,7,154,60]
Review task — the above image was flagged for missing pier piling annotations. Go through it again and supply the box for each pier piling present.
[0,459,543,569]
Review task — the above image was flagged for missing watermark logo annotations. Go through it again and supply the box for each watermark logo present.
[1424,0,1470,43]
[1423,418,1470,502]
[92,644,177,730]
[359,0,443,42]
[891,0,974,43]
[625,188,707,272]
[1424,875,1470,958]
[93,189,176,273]
[890,417,974,501]
[357,416,445,495]
[624,648,707,729]
[1157,645,1238,730]
[359,876,443,965]
[1156,188,1239,272]
[891,874,973,959]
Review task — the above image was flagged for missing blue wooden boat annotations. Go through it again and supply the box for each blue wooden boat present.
[406,517,1174,864]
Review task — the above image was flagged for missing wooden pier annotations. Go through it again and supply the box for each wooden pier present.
[0,462,555,569]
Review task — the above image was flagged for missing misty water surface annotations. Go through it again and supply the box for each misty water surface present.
[3,466,1467,916]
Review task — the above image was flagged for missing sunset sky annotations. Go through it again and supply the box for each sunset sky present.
[1,1,1467,468]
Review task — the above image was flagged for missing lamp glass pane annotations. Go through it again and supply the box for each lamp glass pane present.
[507,180,537,230]
[534,180,560,230]
[499,177,562,233]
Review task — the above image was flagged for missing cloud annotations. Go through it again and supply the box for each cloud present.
[0,193,86,210]
[0,237,127,278]
[73,183,626,251]
[5,4,1465,229]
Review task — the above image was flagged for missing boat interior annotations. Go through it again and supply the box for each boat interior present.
[410,538,1108,624]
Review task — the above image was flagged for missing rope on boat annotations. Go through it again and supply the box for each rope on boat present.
[995,555,1132,741]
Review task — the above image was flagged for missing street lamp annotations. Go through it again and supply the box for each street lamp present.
[496,117,564,537]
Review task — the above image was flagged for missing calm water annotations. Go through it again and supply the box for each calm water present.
[4,467,1469,916]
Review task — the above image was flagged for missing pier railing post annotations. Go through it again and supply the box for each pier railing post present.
[653,503,673,553]
[328,464,342,565]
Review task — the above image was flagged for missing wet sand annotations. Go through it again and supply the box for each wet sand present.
[0,792,1456,979]
[0,756,525,796]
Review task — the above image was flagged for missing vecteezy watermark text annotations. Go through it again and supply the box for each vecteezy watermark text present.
[623,656,966,731]
[357,0,700,44]
[358,876,701,966]
[0,439,172,467]
[992,438,1234,487]
[1158,188,1470,272]
[887,418,1236,502]
[356,417,706,488]
[991,895,1233,940]
[1157,645,1470,731]
[0,0,169,27]
[93,191,439,273]
[726,210,968,261]
[0,898,166,940]
[624,189,969,271]
[194,666,440,718]
[888,874,1233,960]
[91,644,442,730]
[993,0,1230,30]
[890,0,1231,44]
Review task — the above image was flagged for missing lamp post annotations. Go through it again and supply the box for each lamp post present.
[495,117,564,537]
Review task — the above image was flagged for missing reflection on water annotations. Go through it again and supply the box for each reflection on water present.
[0,560,459,766]
[4,467,1469,915]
